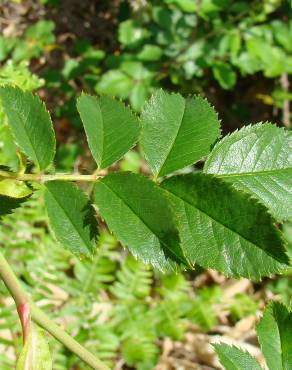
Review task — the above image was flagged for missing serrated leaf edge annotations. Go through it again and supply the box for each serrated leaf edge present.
[0,85,56,171]
[162,173,290,280]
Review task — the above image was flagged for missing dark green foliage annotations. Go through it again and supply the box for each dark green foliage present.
[94,172,187,270]
[0,79,291,369]
[0,86,290,279]
[161,173,289,278]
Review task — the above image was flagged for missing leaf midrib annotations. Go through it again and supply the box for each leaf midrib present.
[100,181,186,264]
[158,99,187,177]
[11,106,41,169]
[98,99,104,168]
[46,187,91,251]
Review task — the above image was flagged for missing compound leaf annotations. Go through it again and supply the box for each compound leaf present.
[140,90,220,177]
[44,181,98,257]
[161,173,289,279]
[204,123,292,221]
[94,172,188,271]
[213,343,263,370]
[256,301,292,370]
[77,93,140,169]
[0,86,56,170]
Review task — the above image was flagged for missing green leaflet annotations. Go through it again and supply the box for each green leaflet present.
[94,172,188,271]
[44,181,98,257]
[77,93,140,169]
[0,179,32,198]
[213,343,263,370]
[161,173,289,279]
[0,176,31,217]
[140,90,220,177]
[0,86,56,171]
[204,123,292,221]
[212,62,237,90]
[16,324,52,370]
[0,125,19,171]
[256,301,292,370]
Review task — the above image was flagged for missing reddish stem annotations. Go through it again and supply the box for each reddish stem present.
[17,302,31,344]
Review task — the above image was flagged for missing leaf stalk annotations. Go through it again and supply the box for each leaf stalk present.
[0,170,104,182]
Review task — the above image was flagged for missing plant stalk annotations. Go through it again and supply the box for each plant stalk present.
[0,251,110,370]
[0,170,103,182]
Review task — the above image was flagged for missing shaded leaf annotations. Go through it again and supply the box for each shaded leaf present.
[161,173,289,279]
[0,194,29,218]
[44,181,98,257]
[204,123,292,221]
[94,172,188,271]
[256,301,292,370]
[0,86,55,170]
[213,343,262,370]
[77,94,140,169]
[141,90,220,177]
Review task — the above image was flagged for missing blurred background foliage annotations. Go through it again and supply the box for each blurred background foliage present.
[0,0,291,369]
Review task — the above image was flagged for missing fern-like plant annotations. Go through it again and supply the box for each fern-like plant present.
[0,85,291,369]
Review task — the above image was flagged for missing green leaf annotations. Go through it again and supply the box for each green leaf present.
[164,0,197,12]
[0,179,32,198]
[140,90,220,177]
[96,70,133,99]
[138,45,163,61]
[213,343,263,370]
[44,181,98,257]
[204,123,292,221]
[77,94,140,169]
[129,84,148,111]
[0,172,32,217]
[0,86,55,170]
[161,173,289,279]
[94,172,188,271]
[271,20,292,53]
[212,62,236,89]
[16,324,52,370]
[0,124,19,171]
[118,20,149,47]
[256,301,292,370]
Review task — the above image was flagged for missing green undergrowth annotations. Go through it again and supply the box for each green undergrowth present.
[0,191,261,370]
